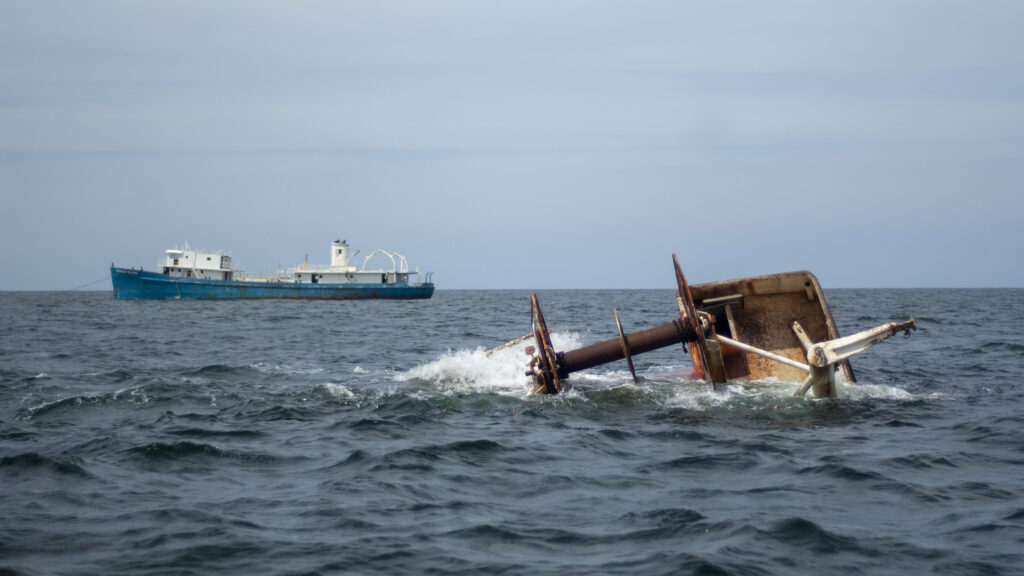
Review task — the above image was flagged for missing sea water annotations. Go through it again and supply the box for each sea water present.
[1,289,1023,575]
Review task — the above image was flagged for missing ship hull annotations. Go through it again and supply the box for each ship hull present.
[111,267,434,300]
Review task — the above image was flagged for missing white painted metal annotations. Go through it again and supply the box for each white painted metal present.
[791,318,916,397]
[800,319,917,367]
[329,240,359,271]
[714,334,810,373]
[361,249,397,273]
[394,252,409,273]
[713,317,915,398]
[160,243,233,280]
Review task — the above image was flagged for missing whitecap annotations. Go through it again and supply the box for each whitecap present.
[398,332,583,395]
[251,362,325,376]
[316,382,356,399]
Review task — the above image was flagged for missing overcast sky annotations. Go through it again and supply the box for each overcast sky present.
[2,1,1022,290]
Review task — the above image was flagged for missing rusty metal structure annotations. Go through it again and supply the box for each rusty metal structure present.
[517,255,915,398]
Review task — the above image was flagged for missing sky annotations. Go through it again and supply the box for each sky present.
[2,0,1023,290]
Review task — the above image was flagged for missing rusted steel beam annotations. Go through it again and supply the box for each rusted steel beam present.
[558,318,698,377]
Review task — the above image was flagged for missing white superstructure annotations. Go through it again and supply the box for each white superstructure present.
[159,240,420,285]
[293,240,417,285]
[161,243,234,280]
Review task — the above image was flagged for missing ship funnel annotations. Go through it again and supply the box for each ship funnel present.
[330,240,353,269]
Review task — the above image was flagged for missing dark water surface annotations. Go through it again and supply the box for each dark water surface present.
[2,289,1023,575]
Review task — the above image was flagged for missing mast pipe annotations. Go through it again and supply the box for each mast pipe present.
[558,319,698,376]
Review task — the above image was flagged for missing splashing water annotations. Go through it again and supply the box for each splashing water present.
[398,331,584,395]
[400,328,925,409]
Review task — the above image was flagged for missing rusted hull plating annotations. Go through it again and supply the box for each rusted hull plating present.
[686,269,852,385]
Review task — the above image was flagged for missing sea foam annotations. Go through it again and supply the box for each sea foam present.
[398,332,584,395]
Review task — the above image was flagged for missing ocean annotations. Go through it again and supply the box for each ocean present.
[2,288,1023,575]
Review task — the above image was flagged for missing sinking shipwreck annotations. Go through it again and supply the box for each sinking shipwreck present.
[501,256,915,398]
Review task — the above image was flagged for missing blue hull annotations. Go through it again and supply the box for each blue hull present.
[111,267,434,300]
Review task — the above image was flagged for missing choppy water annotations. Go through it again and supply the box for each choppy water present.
[2,288,1023,575]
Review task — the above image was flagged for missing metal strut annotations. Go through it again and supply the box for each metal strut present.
[614,310,639,385]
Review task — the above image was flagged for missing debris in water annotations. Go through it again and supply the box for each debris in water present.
[494,255,915,398]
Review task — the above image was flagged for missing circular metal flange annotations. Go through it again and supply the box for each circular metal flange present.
[673,254,714,387]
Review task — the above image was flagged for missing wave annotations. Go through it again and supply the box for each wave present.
[647,451,761,473]
[0,452,91,478]
[1004,508,1024,521]
[176,362,326,385]
[370,439,513,473]
[126,441,281,466]
[884,453,958,470]
[0,370,51,385]
[767,517,867,555]
[166,427,267,440]
[250,362,326,376]
[976,341,1024,354]
[17,386,151,419]
[620,507,707,527]
[179,364,255,378]
[948,481,1016,501]
[309,382,356,401]
[798,462,887,482]
[323,439,514,477]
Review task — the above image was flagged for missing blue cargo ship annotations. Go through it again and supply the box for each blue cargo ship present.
[111,240,434,300]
